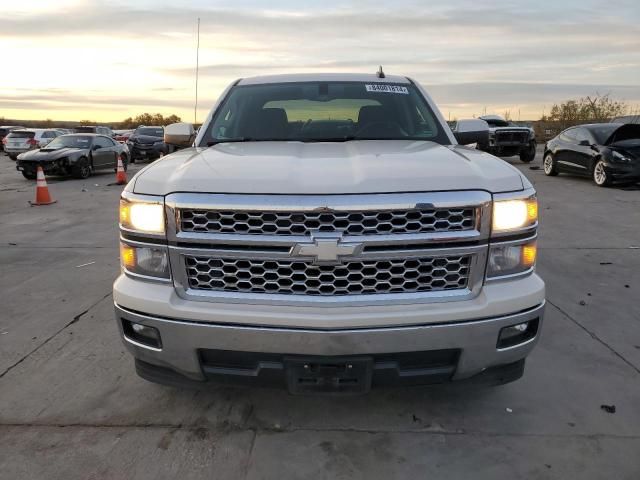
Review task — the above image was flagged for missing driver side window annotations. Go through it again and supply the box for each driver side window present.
[94,137,111,149]
[575,128,592,145]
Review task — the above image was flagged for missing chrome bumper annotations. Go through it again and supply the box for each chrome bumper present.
[115,301,545,382]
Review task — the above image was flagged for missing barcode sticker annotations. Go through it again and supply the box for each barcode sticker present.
[365,84,409,94]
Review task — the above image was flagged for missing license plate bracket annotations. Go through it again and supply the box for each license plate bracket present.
[285,356,373,395]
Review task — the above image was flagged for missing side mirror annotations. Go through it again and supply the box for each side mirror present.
[579,140,590,146]
[92,144,101,151]
[165,122,196,148]
[452,119,489,148]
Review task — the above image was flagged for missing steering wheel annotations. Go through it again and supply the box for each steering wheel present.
[354,121,408,138]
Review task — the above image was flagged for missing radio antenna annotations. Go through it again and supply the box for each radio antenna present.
[194,17,200,124]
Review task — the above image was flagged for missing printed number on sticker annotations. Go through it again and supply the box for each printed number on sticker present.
[365,84,409,94]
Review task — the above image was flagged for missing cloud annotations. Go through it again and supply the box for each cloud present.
[1,0,639,120]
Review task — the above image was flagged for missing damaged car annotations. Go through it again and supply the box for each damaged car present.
[543,123,640,186]
[16,133,129,180]
[476,115,537,163]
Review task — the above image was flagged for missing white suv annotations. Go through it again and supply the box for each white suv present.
[114,73,545,394]
[4,129,61,160]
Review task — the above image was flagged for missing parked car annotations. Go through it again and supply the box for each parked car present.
[126,125,169,162]
[0,126,25,152]
[73,125,115,137]
[114,129,134,143]
[115,72,544,394]
[16,134,129,180]
[473,115,537,162]
[544,123,640,186]
[4,129,61,160]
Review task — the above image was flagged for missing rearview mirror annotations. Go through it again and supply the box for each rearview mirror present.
[165,122,196,148]
[579,140,590,146]
[452,119,490,148]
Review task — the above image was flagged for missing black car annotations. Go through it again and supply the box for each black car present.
[126,126,169,162]
[543,123,640,186]
[16,134,129,180]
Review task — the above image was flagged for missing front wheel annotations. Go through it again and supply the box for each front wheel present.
[22,170,37,180]
[593,160,611,187]
[519,141,536,162]
[72,157,91,179]
[543,153,559,176]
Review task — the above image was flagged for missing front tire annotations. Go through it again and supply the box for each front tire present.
[22,170,37,180]
[543,153,559,176]
[593,160,611,187]
[72,157,91,179]
[519,141,536,163]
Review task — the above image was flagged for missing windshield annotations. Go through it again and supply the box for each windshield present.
[588,125,620,144]
[9,131,35,139]
[135,127,164,137]
[44,135,92,149]
[202,81,449,145]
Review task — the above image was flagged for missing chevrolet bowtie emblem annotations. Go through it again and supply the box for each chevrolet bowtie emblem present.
[292,233,363,265]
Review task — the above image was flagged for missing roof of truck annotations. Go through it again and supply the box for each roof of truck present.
[237,73,411,85]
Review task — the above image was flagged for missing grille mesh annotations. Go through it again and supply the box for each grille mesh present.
[180,208,476,236]
[185,255,471,296]
[495,131,529,143]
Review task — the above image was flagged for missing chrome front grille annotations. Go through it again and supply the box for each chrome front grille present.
[180,207,476,236]
[185,255,471,296]
[166,192,492,305]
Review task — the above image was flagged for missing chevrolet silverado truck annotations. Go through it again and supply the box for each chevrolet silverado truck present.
[114,73,545,394]
[474,115,537,163]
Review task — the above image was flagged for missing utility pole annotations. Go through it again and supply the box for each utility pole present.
[194,17,200,124]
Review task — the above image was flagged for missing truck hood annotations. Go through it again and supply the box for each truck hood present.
[131,140,524,195]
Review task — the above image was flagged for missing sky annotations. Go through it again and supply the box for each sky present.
[1,0,639,123]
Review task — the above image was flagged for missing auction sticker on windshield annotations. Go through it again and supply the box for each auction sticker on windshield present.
[365,84,409,94]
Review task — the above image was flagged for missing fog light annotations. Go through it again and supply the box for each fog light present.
[497,319,539,349]
[122,319,162,349]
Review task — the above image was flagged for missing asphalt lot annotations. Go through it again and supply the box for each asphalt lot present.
[1,147,639,479]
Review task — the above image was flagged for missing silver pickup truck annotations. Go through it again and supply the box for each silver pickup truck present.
[114,73,544,394]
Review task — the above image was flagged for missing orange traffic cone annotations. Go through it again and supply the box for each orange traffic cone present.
[30,165,56,206]
[116,155,127,185]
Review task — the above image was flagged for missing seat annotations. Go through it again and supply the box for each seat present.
[251,108,289,139]
[356,105,405,138]
[357,105,388,127]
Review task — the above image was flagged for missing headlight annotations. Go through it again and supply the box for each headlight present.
[120,243,170,279]
[119,199,165,234]
[493,197,537,233]
[487,240,537,278]
[612,151,632,163]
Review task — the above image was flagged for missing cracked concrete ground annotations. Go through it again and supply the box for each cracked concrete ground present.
[1,148,639,479]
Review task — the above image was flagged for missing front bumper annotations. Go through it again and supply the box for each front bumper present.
[129,143,164,160]
[114,296,545,389]
[606,162,640,182]
[16,160,62,175]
